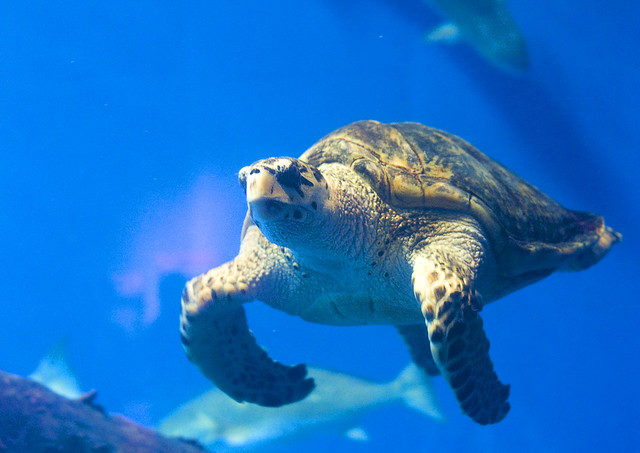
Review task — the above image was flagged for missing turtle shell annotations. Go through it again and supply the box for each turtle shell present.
[300,121,619,283]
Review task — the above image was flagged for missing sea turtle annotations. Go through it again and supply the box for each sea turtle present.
[180,120,620,425]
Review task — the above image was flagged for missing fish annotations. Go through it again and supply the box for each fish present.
[27,342,441,448]
[157,364,443,450]
[423,0,529,72]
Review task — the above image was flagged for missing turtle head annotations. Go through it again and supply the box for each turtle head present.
[239,157,331,247]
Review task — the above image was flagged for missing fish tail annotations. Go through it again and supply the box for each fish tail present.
[391,364,444,421]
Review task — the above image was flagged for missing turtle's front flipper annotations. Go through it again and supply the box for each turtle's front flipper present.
[412,250,510,425]
[180,264,314,407]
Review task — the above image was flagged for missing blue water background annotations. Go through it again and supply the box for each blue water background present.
[1,1,639,451]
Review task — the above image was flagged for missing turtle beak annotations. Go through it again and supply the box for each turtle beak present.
[241,166,292,205]
[249,199,290,222]
[239,163,300,224]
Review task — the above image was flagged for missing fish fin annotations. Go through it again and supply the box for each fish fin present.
[392,364,444,421]
[28,337,83,399]
[425,23,460,43]
[345,427,369,442]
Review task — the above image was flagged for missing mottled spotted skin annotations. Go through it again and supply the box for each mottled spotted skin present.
[181,234,315,407]
[412,253,509,424]
[180,120,620,425]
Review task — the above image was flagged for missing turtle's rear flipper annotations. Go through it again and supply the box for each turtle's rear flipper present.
[181,280,314,407]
